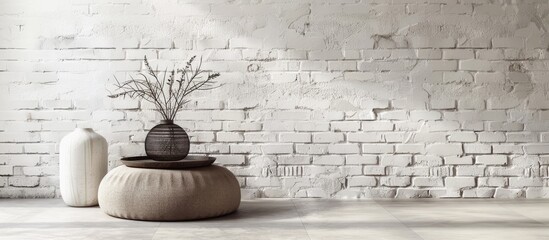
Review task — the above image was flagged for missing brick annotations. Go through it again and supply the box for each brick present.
[363,166,385,176]
[456,166,485,176]
[261,144,293,154]
[478,177,506,187]
[413,177,443,187]
[9,176,39,187]
[448,132,477,142]
[426,144,463,156]
[476,155,507,165]
[460,59,492,71]
[0,166,14,176]
[345,155,377,165]
[330,121,360,132]
[362,122,393,131]
[276,155,310,165]
[494,189,523,199]
[380,176,410,187]
[279,133,311,143]
[478,132,506,143]
[362,144,394,154]
[216,132,243,142]
[244,133,277,143]
[348,176,376,187]
[347,133,383,143]
[379,110,407,120]
[313,133,344,143]
[445,177,475,188]
[380,155,411,167]
[313,156,345,165]
[328,144,360,154]
[464,144,491,154]
[444,156,473,165]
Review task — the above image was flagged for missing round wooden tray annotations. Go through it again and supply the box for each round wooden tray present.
[120,155,216,169]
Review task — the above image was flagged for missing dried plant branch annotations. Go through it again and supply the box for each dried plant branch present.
[108,56,220,121]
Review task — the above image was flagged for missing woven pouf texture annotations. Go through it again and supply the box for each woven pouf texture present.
[98,165,241,221]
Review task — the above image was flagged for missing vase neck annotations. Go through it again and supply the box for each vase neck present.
[160,120,174,125]
[75,128,94,132]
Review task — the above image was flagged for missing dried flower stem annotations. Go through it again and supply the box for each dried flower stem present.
[108,56,220,121]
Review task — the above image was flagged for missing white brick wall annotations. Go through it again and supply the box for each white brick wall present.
[1,0,549,199]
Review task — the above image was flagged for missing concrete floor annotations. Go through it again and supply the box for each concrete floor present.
[1,199,549,240]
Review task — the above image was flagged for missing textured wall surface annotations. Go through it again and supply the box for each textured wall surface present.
[1,0,549,199]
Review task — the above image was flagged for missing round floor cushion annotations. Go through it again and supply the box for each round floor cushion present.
[98,165,240,221]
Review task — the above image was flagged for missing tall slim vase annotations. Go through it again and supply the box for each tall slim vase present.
[59,128,108,207]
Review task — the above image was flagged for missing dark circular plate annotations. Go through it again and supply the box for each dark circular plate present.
[120,155,216,169]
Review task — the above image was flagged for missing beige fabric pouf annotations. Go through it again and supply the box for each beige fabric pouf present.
[98,165,240,221]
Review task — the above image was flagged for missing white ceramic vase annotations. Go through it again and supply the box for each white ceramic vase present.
[59,128,108,207]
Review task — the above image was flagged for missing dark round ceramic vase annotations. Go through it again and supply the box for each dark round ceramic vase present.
[145,120,190,161]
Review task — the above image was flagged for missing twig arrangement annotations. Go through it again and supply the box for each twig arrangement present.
[108,56,220,121]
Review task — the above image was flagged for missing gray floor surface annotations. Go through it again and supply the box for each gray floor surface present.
[1,198,549,240]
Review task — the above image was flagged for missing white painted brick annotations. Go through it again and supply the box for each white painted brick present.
[275,155,310,165]
[444,156,473,165]
[194,122,222,131]
[328,144,360,154]
[489,167,524,177]
[244,133,277,143]
[346,155,378,165]
[426,144,463,156]
[229,144,260,154]
[362,122,393,132]
[460,59,492,71]
[430,99,456,110]
[463,189,495,198]
[9,176,39,187]
[395,189,430,199]
[443,49,474,59]
[213,155,245,165]
[347,133,383,143]
[261,144,293,154]
[448,132,477,142]
[279,133,311,143]
[494,189,523,199]
[425,121,460,132]
[456,166,485,176]
[409,111,441,121]
[296,144,328,155]
[348,176,376,187]
[380,176,410,187]
[478,177,507,187]
[313,133,344,143]
[362,166,385,176]
[524,144,549,154]
[413,177,443,187]
[478,132,506,143]
[393,144,423,154]
[313,156,345,166]
[330,121,360,132]
[0,166,14,176]
[445,177,475,188]
[414,155,442,166]
[212,110,245,121]
[380,155,411,167]
[506,133,537,143]
[379,110,407,120]
[464,144,491,154]
[476,155,507,165]
[216,132,244,142]
[362,144,394,154]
